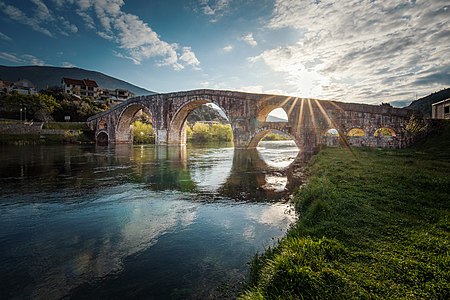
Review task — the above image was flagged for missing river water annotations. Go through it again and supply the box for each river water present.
[0,141,302,299]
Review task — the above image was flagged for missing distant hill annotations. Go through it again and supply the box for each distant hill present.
[0,65,155,96]
[267,114,288,122]
[407,88,450,118]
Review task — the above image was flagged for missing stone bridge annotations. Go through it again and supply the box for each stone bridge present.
[87,89,414,156]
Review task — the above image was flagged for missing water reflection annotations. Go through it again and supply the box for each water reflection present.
[0,143,306,202]
[0,143,305,299]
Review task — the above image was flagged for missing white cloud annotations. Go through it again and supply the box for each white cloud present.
[241,33,257,47]
[222,45,233,52]
[0,52,45,65]
[257,0,450,103]
[0,0,198,70]
[62,61,76,67]
[179,47,200,69]
[198,0,231,22]
[30,0,52,21]
[0,52,22,63]
[239,85,264,93]
[0,31,11,41]
[71,0,200,69]
[0,1,53,36]
[22,54,45,66]
[0,0,79,37]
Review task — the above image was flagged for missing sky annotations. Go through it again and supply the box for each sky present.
[0,0,449,107]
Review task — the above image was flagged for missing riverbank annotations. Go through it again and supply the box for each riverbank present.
[0,121,94,145]
[240,121,450,299]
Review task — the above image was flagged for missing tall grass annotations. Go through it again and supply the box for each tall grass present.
[241,121,450,299]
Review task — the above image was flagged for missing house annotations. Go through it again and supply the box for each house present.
[0,79,36,95]
[62,77,100,98]
[101,88,135,102]
[11,79,37,95]
[431,98,450,119]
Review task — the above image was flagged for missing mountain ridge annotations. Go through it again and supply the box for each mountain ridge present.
[0,65,155,96]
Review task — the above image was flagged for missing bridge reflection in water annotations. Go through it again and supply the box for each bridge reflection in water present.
[109,141,307,201]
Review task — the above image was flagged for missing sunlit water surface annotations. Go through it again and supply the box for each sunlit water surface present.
[0,141,300,299]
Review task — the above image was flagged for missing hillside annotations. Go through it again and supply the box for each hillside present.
[407,87,450,117]
[0,65,154,96]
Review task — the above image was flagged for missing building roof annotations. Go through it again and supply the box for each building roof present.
[432,98,450,106]
[62,77,84,86]
[14,79,35,88]
[62,77,99,88]
[83,79,98,87]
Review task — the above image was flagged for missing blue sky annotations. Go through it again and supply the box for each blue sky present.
[0,0,449,106]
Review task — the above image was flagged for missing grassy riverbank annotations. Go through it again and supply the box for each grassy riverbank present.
[241,122,450,299]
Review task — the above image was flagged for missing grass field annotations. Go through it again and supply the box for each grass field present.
[240,121,450,299]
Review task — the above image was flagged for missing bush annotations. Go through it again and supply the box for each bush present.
[187,122,233,143]
[133,120,155,144]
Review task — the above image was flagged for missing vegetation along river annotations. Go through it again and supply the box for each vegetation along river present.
[0,141,303,299]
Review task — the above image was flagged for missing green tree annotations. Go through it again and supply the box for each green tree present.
[0,92,60,121]
[133,120,155,144]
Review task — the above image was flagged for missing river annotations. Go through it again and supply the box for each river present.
[0,141,303,299]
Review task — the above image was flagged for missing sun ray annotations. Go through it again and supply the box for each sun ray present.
[286,97,298,119]
[307,98,318,136]
[329,101,345,112]
[314,99,355,157]
[296,98,305,134]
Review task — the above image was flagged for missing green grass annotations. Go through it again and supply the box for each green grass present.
[240,121,450,299]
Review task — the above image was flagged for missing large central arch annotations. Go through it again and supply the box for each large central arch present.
[116,103,153,143]
[167,99,232,145]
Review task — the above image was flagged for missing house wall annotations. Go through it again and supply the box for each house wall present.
[432,99,450,119]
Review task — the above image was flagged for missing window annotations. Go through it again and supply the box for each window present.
[445,106,450,114]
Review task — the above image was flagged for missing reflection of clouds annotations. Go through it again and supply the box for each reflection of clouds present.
[247,203,297,229]
[221,219,232,230]
[243,226,256,240]
[263,175,288,192]
[257,141,299,169]
[190,148,233,192]
[29,191,198,299]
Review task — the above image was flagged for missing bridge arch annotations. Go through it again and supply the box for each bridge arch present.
[257,102,291,122]
[347,127,367,136]
[374,127,397,137]
[116,103,153,143]
[322,128,341,147]
[265,107,288,122]
[168,99,232,144]
[96,131,109,145]
[248,128,300,149]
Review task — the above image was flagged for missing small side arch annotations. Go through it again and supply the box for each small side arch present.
[347,128,366,136]
[96,131,109,146]
[374,127,397,137]
[257,105,290,122]
[322,128,340,147]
